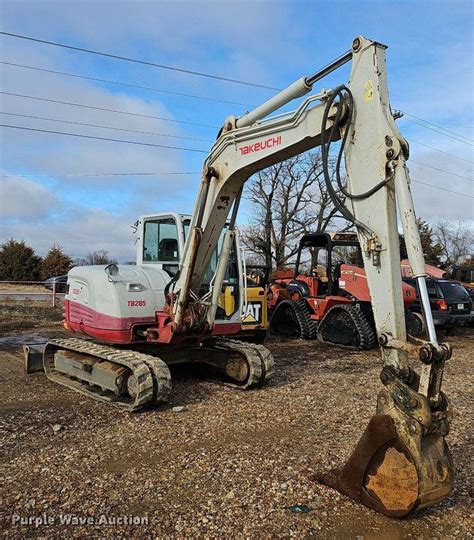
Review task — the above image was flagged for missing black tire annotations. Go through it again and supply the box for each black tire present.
[269,300,317,340]
[317,303,376,350]
[406,309,424,337]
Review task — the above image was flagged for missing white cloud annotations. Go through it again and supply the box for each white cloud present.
[0,0,472,260]
[406,146,474,221]
[1,202,138,261]
[0,175,59,220]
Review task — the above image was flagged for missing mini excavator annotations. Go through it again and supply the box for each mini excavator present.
[25,37,454,517]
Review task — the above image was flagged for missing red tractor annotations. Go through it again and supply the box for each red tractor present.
[268,232,421,348]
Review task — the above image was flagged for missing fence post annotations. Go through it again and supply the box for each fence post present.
[52,281,56,308]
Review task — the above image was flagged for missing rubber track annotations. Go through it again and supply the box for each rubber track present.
[229,339,275,383]
[135,354,172,405]
[250,343,275,382]
[269,300,316,340]
[295,300,318,339]
[212,338,272,388]
[43,337,157,412]
[317,304,376,350]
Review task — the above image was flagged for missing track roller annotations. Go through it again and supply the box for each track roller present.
[43,338,171,412]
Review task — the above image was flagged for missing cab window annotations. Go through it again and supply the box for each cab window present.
[143,218,179,262]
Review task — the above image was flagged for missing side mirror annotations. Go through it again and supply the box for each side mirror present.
[105,263,119,278]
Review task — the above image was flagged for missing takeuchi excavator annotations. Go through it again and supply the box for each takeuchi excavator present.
[25,37,454,517]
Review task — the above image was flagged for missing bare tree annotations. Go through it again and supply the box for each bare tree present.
[241,150,348,269]
[75,250,117,266]
[433,220,474,266]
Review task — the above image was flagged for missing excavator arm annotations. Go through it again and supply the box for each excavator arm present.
[153,36,453,516]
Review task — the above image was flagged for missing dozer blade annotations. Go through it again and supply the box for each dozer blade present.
[318,383,454,517]
[23,343,46,374]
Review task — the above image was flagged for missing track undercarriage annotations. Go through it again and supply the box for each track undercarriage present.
[270,300,376,349]
[25,336,274,412]
[270,300,423,350]
[317,304,376,349]
[269,300,318,340]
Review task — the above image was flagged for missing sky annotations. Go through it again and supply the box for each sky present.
[0,0,473,262]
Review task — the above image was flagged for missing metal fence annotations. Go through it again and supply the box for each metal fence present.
[0,280,66,307]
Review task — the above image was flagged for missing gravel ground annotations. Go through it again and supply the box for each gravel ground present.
[0,327,472,538]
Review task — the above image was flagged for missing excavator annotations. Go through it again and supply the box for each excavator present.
[25,37,454,517]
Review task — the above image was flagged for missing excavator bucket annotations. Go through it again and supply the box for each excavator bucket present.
[24,343,46,374]
[318,371,454,517]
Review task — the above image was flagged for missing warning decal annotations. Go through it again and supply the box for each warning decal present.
[364,80,373,102]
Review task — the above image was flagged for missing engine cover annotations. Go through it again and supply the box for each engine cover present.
[64,264,171,344]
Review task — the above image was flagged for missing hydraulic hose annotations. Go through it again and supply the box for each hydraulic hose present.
[320,86,392,236]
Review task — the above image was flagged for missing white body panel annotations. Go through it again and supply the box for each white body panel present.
[66,264,170,319]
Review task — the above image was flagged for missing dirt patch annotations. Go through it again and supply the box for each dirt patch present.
[0,328,472,538]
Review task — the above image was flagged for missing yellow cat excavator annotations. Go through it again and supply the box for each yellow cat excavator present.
[26,37,454,517]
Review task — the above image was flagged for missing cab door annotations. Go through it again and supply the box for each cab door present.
[138,213,186,276]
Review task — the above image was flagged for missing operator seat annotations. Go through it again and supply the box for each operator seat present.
[315,264,329,296]
[316,265,329,283]
[158,239,179,261]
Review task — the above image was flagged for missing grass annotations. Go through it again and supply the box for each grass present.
[0,300,64,333]
[0,283,46,293]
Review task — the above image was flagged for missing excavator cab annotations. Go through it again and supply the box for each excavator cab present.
[138,213,268,337]
[139,212,241,321]
[140,214,184,275]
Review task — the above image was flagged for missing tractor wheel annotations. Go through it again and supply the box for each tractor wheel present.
[269,300,317,340]
[317,304,376,350]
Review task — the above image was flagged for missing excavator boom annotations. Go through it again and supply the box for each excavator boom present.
[155,36,453,516]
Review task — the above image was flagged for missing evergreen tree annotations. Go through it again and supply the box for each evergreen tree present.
[0,239,42,281]
[399,219,443,264]
[41,245,73,279]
